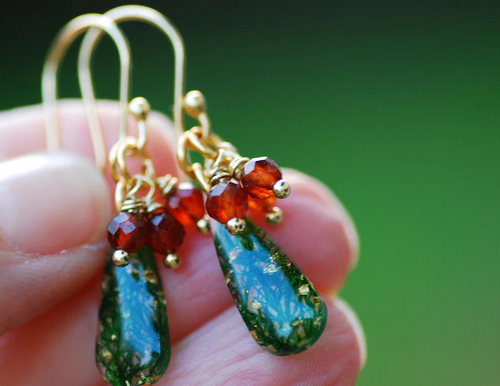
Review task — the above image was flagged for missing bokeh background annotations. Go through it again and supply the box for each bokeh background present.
[1,1,499,384]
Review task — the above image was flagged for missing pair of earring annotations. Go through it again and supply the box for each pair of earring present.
[42,5,328,386]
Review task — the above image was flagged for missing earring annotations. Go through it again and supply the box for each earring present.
[84,5,326,358]
[101,99,174,386]
[43,12,185,386]
[77,5,215,385]
[176,93,327,356]
[159,30,327,358]
[79,3,210,244]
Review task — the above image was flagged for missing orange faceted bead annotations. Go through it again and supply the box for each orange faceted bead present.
[107,212,150,253]
[248,196,276,212]
[206,181,248,224]
[241,157,283,199]
[165,182,205,226]
[149,211,185,254]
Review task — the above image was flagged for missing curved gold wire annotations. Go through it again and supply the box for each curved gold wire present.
[42,13,131,171]
[109,136,151,182]
[78,5,186,137]
[115,174,157,213]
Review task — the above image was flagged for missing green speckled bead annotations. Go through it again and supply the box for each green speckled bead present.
[96,247,170,386]
[212,218,328,356]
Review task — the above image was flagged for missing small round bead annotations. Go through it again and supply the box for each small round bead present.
[226,217,247,235]
[266,206,283,225]
[165,182,206,226]
[107,212,149,253]
[149,211,185,254]
[196,217,211,233]
[273,179,291,199]
[164,253,181,269]
[241,157,283,199]
[184,90,206,118]
[112,250,131,267]
[206,181,248,224]
[129,97,151,120]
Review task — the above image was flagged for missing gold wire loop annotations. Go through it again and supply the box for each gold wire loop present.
[176,134,195,177]
[79,5,186,137]
[114,177,129,213]
[42,13,131,171]
[177,123,231,182]
[114,174,156,213]
[125,175,156,203]
[177,127,218,178]
[184,90,212,139]
[128,97,151,152]
[192,163,211,192]
[109,136,155,183]
[186,128,218,158]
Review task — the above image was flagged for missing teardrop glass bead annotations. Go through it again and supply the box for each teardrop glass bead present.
[211,218,328,356]
[96,247,170,386]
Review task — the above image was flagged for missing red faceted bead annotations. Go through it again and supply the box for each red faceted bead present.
[206,181,248,224]
[149,211,186,254]
[165,182,205,226]
[241,157,283,199]
[107,212,149,253]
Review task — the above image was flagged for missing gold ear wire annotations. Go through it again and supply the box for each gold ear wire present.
[78,5,186,137]
[42,13,131,171]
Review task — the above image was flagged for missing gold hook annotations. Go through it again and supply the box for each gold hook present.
[78,5,186,137]
[42,13,131,171]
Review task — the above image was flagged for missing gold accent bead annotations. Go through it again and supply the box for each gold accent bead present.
[129,97,151,120]
[226,218,246,235]
[197,217,211,233]
[298,284,310,296]
[251,299,262,309]
[144,269,158,284]
[100,348,112,360]
[266,206,283,225]
[164,253,181,269]
[112,250,131,267]
[184,90,206,118]
[273,179,291,199]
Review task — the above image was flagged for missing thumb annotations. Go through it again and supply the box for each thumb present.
[0,152,111,335]
[0,152,110,254]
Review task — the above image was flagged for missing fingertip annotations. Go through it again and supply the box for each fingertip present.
[0,152,111,254]
[335,298,367,370]
[246,169,358,294]
[0,101,182,181]
[283,168,360,269]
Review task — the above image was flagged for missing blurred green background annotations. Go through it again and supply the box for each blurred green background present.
[1,1,499,384]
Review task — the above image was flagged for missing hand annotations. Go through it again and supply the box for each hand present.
[0,101,366,386]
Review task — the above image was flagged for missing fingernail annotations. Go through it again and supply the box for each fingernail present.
[335,298,367,370]
[0,152,111,255]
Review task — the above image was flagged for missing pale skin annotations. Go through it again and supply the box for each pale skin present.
[0,100,366,386]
